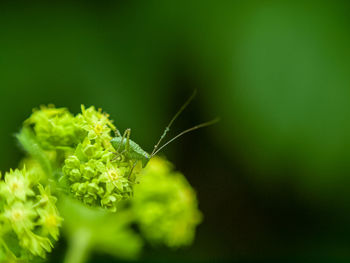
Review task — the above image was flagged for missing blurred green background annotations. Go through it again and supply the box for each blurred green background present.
[1,0,350,262]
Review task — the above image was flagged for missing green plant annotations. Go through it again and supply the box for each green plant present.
[0,105,202,263]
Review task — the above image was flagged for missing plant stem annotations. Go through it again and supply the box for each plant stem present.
[63,228,91,263]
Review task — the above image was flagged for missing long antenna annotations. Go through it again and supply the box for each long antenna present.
[152,118,220,157]
[151,89,197,156]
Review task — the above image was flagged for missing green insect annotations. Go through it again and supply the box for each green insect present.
[110,90,219,168]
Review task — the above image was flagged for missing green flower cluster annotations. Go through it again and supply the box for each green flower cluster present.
[0,167,62,261]
[24,105,138,211]
[132,157,202,247]
[24,105,78,150]
[24,105,116,153]
[63,138,135,211]
[74,105,116,146]
[62,106,137,211]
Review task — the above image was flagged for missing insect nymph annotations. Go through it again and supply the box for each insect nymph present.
[110,90,218,168]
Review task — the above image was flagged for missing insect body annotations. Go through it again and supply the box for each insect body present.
[111,131,150,167]
[110,90,218,168]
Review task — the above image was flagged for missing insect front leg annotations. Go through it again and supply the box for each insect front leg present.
[111,149,127,161]
[125,128,131,153]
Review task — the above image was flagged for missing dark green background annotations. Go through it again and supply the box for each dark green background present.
[1,1,350,262]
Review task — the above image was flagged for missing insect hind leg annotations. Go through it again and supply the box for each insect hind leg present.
[110,128,131,162]
[128,160,138,180]
[114,128,122,137]
[116,128,131,153]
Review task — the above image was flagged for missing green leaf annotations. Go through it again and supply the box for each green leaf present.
[16,128,52,176]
